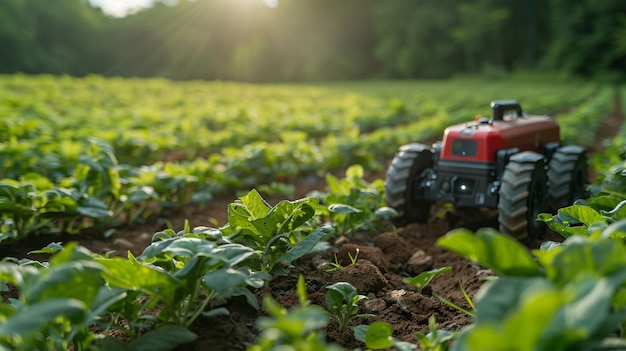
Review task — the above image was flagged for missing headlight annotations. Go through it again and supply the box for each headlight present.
[455,179,475,195]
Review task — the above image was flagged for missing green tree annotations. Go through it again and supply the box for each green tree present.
[542,0,626,79]
[0,0,37,73]
[372,0,462,78]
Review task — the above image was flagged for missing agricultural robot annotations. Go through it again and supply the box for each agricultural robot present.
[384,100,588,239]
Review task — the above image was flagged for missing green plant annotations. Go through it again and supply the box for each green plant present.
[437,225,626,351]
[0,243,117,350]
[324,248,360,272]
[0,178,112,242]
[314,165,397,237]
[248,275,345,351]
[354,321,417,351]
[221,189,333,275]
[538,164,626,239]
[354,317,456,351]
[434,283,476,318]
[402,266,451,291]
[102,226,269,329]
[403,267,475,317]
[0,76,602,243]
[437,227,541,276]
[325,282,374,333]
[414,316,457,351]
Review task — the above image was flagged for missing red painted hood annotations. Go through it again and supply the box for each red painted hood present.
[440,115,560,162]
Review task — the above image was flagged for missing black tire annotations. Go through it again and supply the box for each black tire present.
[384,143,434,225]
[497,151,548,240]
[548,145,588,211]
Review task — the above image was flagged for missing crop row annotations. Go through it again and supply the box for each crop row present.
[4,118,622,351]
[0,165,395,350]
[0,75,604,242]
[0,75,623,349]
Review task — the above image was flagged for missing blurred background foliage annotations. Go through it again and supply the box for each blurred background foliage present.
[1,0,625,82]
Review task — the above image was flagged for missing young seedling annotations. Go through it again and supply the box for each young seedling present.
[324,248,360,272]
[325,281,374,333]
[402,266,451,292]
[353,321,417,351]
[414,315,457,351]
[315,165,397,237]
[249,275,344,351]
[434,283,476,317]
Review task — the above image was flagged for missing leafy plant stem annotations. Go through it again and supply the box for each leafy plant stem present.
[186,289,215,327]
[262,234,290,270]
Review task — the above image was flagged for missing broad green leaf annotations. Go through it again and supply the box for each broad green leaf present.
[437,228,541,276]
[402,266,452,290]
[202,267,253,295]
[171,255,208,286]
[557,205,606,227]
[87,287,128,324]
[326,282,358,303]
[0,264,38,289]
[210,244,258,267]
[365,321,395,349]
[541,276,613,346]
[275,225,332,268]
[49,243,95,264]
[76,196,112,218]
[269,197,317,230]
[24,261,102,306]
[536,235,626,286]
[464,279,563,351]
[228,203,266,237]
[587,195,622,211]
[473,277,552,324]
[139,237,216,260]
[228,191,318,252]
[96,256,180,304]
[28,242,64,255]
[353,324,368,343]
[231,286,262,309]
[238,189,272,219]
[0,298,85,336]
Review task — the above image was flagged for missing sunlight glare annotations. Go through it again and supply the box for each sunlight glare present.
[90,0,278,17]
[88,0,155,17]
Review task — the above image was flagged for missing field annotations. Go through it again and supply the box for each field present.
[1,75,625,350]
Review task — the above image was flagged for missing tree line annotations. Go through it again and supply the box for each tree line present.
[1,0,625,82]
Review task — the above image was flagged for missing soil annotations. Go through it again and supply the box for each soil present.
[1,94,623,350]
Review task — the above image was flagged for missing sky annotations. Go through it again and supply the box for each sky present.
[88,0,155,17]
[88,0,279,17]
